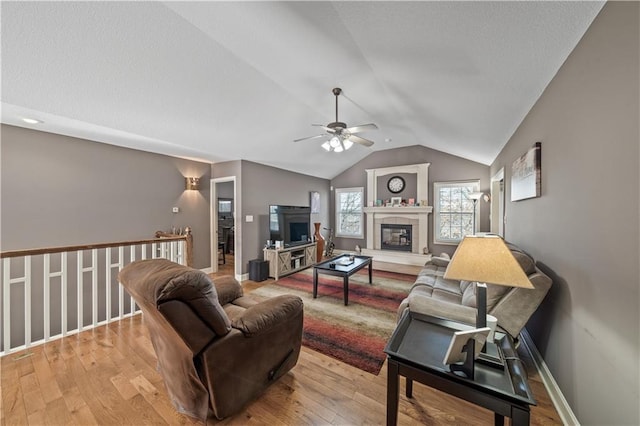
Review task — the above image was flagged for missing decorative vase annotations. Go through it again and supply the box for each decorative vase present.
[313,222,325,262]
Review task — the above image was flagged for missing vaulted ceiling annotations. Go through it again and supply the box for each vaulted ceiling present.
[1,1,604,179]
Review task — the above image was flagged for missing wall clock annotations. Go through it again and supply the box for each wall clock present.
[387,176,405,194]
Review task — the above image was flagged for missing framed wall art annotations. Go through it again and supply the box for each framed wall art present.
[511,142,541,201]
[310,191,320,213]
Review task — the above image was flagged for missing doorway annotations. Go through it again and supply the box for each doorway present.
[211,177,238,278]
[490,168,505,238]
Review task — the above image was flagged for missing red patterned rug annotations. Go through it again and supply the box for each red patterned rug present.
[249,267,414,374]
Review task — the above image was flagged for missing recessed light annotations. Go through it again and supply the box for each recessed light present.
[385,138,392,142]
[22,118,42,124]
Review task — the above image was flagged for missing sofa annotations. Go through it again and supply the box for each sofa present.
[118,259,304,421]
[397,242,552,340]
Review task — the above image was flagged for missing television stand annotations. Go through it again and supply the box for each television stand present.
[263,242,317,280]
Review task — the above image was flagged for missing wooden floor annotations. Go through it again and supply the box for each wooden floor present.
[1,255,562,425]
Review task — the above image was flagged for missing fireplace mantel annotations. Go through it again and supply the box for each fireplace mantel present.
[363,206,432,214]
[362,164,433,266]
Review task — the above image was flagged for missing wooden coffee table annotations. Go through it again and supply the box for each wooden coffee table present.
[313,254,372,306]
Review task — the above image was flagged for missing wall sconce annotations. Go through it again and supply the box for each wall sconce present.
[185,177,200,190]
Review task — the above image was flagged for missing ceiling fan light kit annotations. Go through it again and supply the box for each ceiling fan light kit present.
[295,88,377,153]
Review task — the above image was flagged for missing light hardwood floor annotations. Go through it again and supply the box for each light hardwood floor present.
[1,255,562,425]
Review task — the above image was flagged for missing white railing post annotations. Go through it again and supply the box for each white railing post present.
[3,258,11,355]
[91,249,98,327]
[61,252,68,337]
[106,247,112,323]
[24,256,31,349]
[118,246,124,318]
[129,246,137,315]
[44,254,51,341]
[77,251,83,333]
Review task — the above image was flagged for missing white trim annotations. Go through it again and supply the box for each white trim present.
[433,180,480,244]
[335,187,365,238]
[200,267,214,274]
[521,329,580,426]
[490,168,505,237]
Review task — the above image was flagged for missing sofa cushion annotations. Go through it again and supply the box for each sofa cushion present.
[505,242,536,275]
[459,275,517,310]
[401,241,552,339]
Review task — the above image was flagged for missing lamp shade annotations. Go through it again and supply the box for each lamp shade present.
[444,235,533,289]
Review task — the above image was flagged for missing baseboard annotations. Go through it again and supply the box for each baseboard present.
[521,329,580,425]
[200,266,213,274]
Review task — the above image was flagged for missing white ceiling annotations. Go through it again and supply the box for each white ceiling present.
[1,1,604,179]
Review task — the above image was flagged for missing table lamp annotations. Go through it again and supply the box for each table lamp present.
[444,235,533,369]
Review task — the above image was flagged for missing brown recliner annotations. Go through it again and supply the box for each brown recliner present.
[118,259,303,421]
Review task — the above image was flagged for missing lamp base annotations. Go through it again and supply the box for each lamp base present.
[477,340,505,369]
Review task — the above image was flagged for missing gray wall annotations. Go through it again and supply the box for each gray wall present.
[240,160,330,274]
[490,3,639,424]
[1,124,212,268]
[331,145,490,256]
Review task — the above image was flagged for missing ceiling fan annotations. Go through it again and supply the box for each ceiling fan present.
[294,88,377,152]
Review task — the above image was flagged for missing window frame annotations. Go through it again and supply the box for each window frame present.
[433,180,481,245]
[334,187,365,239]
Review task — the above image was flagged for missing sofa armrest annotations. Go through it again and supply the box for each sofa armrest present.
[406,293,477,326]
[429,256,450,267]
[231,295,303,337]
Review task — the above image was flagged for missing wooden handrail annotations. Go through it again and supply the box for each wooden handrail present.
[1,235,187,259]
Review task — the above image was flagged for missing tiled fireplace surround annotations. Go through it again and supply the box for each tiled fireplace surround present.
[362,163,433,266]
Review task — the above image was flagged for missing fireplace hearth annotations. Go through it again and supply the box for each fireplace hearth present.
[381,224,412,252]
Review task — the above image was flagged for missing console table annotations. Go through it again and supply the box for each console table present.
[384,311,536,426]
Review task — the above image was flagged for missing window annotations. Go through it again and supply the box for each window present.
[433,180,480,244]
[269,205,279,232]
[218,198,232,213]
[335,187,364,238]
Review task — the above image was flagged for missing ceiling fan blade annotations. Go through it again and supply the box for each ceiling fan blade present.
[311,124,336,133]
[344,123,378,134]
[347,135,375,147]
[294,134,327,143]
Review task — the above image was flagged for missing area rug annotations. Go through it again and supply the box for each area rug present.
[249,268,414,374]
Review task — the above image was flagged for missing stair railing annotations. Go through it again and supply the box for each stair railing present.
[0,235,188,356]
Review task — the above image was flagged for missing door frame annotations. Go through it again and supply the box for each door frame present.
[210,176,238,278]
[490,168,505,238]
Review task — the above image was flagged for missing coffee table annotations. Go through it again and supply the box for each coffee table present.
[313,254,372,306]
[384,311,536,425]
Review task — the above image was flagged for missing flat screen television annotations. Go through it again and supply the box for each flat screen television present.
[269,205,311,248]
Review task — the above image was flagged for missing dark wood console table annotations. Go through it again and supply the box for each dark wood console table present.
[384,312,536,425]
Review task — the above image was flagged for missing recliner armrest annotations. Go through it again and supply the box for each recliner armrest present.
[231,295,303,337]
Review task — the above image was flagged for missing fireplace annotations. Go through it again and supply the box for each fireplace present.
[381,224,412,252]
[362,163,433,266]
